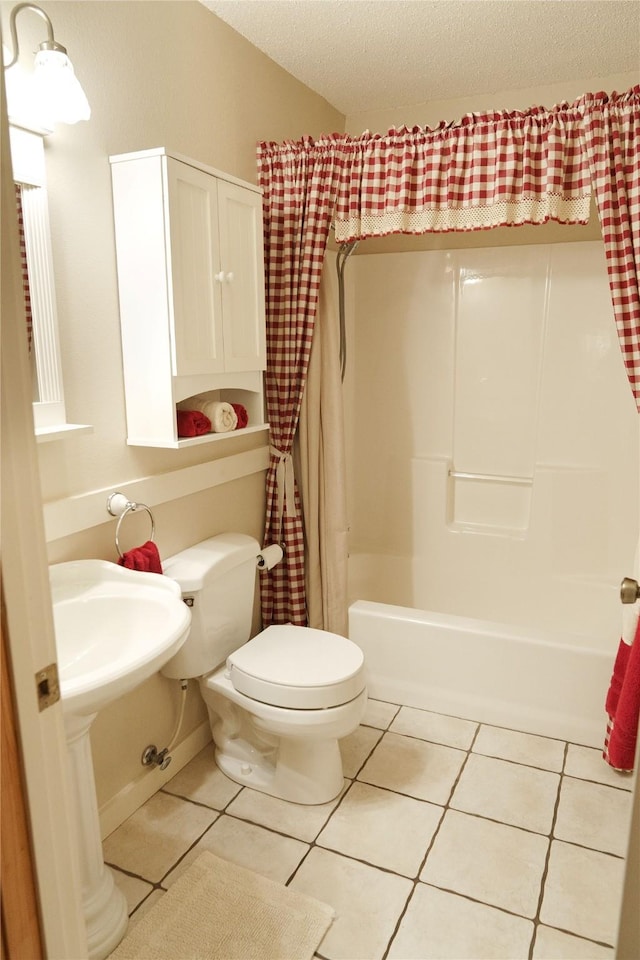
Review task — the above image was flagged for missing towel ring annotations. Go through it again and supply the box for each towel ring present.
[107,492,156,558]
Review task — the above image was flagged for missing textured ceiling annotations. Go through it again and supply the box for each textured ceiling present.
[201,0,639,115]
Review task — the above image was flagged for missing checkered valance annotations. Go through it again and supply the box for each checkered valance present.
[333,105,592,241]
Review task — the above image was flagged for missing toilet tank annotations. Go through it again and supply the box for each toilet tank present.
[161,533,260,680]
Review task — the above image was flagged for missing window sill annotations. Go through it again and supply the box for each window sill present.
[35,423,93,443]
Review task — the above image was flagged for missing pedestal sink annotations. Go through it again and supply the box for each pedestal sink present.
[50,559,191,960]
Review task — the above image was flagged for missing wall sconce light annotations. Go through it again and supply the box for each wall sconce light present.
[3,2,90,128]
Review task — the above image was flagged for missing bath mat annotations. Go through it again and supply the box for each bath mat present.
[108,850,335,960]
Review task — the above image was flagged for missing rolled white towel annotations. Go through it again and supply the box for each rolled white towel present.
[193,399,238,433]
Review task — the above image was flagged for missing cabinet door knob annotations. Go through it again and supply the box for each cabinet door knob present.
[225,272,234,282]
[214,271,225,282]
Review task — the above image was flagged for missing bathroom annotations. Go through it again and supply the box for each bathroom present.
[1,1,639,958]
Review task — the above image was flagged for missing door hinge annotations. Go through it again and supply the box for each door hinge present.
[36,662,60,711]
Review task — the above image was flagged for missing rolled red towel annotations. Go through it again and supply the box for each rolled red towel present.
[177,409,211,438]
[231,403,248,429]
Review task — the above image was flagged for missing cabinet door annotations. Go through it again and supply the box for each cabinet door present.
[217,181,266,372]
[165,158,225,376]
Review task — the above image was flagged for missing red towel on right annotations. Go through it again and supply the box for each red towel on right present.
[177,409,211,438]
[603,617,640,772]
[231,403,248,429]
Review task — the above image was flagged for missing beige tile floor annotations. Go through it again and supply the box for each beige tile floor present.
[104,699,634,960]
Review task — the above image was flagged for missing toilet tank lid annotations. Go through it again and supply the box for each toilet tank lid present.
[163,533,260,592]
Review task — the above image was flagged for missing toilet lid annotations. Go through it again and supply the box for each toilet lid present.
[227,625,366,709]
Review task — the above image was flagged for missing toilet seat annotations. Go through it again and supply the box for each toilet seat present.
[226,625,366,709]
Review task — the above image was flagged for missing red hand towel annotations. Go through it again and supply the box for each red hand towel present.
[118,540,163,574]
[604,618,640,772]
[177,409,211,438]
[605,639,632,717]
[231,403,248,429]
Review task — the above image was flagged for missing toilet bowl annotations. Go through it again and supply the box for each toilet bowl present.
[162,534,367,804]
[201,624,366,804]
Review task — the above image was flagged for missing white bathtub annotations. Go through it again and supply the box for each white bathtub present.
[348,600,614,748]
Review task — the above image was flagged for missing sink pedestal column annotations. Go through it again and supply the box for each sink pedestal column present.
[64,712,128,960]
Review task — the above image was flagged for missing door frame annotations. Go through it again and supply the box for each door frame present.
[1,603,43,959]
[1,69,87,959]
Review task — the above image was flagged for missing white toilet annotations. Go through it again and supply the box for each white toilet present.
[162,533,367,804]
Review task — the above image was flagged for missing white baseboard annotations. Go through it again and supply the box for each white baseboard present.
[99,721,212,840]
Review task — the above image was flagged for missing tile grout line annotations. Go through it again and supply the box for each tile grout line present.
[528,743,625,955]
[535,755,625,951]
[285,717,394,889]
[380,720,482,960]
[528,739,569,960]
[113,782,251,914]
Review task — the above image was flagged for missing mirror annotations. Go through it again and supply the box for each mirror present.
[9,122,91,440]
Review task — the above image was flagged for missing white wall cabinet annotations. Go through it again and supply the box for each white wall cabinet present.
[110,148,267,448]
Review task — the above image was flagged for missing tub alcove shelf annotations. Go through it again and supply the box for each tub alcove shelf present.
[110,147,267,449]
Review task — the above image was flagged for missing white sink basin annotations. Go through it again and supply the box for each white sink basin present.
[49,559,191,716]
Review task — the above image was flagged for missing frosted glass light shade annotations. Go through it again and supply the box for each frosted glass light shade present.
[33,49,91,125]
[4,46,43,130]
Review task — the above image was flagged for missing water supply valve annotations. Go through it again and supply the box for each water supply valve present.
[141,744,172,771]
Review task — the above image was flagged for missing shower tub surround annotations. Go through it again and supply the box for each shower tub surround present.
[346,240,639,749]
[103,698,633,959]
[346,241,638,638]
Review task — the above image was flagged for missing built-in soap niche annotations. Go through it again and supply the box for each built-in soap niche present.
[447,471,532,537]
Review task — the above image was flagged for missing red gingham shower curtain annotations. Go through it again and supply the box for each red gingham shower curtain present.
[257,87,640,626]
[580,88,640,411]
[257,138,344,625]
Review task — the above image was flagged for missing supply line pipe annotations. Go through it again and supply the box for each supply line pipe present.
[141,678,189,770]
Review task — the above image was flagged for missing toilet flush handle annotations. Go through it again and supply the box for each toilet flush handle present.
[620,577,640,604]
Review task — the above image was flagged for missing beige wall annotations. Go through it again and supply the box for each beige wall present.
[345,71,638,134]
[1,0,343,816]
